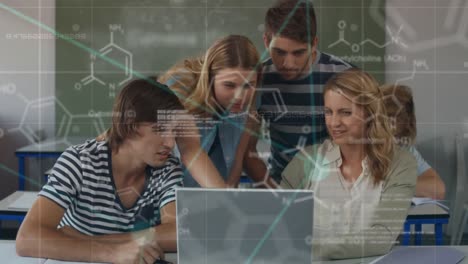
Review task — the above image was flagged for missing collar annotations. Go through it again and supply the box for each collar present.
[321,139,369,171]
[321,139,341,165]
[313,49,322,65]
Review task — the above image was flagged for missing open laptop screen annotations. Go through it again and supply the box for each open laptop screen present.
[176,188,313,264]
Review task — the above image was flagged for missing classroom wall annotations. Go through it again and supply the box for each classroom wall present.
[1,1,465,208]
[0,0,56,198]
[0,0,386,198]
[385,0,468,207]
[53,0,386,139]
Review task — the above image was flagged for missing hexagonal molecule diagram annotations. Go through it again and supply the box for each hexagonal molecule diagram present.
[6,95,106,145]
[75,24,133,97]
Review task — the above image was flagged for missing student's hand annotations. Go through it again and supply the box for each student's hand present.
[112,239,164,264]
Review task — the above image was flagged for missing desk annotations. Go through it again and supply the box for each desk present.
[404,203,449,246]
[43,254,178,264]
[0,191,449,246]
[1,240,177,264]
[3,238,468,264]
[15,138,87,190]
[0,240,46,264]
[314,246,468,264]
[0,191,38,222]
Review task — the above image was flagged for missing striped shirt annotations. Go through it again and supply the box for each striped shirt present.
[259,51,352,182]
[39,139,183,235]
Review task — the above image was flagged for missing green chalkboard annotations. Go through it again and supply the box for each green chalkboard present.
[55,0,386,139]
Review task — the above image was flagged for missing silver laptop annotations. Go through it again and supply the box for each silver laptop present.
[176,188,314,264]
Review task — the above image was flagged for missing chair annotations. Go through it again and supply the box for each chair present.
[449,134,468,245]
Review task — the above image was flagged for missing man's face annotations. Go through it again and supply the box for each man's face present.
[265,35,317,80]
[127,122,177,168]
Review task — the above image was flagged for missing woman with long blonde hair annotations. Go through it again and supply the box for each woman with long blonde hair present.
[280,68,418,259]
[159,35,261,187]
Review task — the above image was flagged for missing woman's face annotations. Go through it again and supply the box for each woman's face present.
[212,67,257,113]
[324,89,367,146]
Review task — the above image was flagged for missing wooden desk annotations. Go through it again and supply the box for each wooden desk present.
[15,138,87,190]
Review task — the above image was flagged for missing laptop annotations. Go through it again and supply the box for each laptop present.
[176,188,314,264]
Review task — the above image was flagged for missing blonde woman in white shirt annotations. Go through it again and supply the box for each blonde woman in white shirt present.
[280,68,418,260]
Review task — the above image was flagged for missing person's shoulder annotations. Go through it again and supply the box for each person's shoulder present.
[294,139,333,168]
[281,140,332,189]
[407,145,424,159]
[70,139,109,157]
[49,140,108,185]
[392,145,417,166]
[164,155,181,167]
[262,57,274,67]
[150,155,182,175]
[303,139,330,156]
[262,57,276,74]
[149,155,183,186]
[385,145,418,185]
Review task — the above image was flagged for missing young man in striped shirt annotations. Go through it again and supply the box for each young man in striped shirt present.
[17,78,184,264]
[245,0,353,185]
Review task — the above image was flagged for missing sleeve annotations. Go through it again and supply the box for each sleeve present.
[408,146,432,175]
[158,157,184,208]
[313,150,418,260]
[280,145,317,189]
[38,147,82,210]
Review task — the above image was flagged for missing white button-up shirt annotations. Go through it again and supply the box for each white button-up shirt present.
[307,140,383,240]
[281,139,418,259]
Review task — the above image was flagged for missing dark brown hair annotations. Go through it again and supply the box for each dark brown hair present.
[381,84,417,145]
[108,77,184,151]
[264,0,317,44]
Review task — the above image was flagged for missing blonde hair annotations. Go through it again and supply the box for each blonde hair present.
[159,35,261,116]
[324,68,394,185]
[381,84,416,146]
